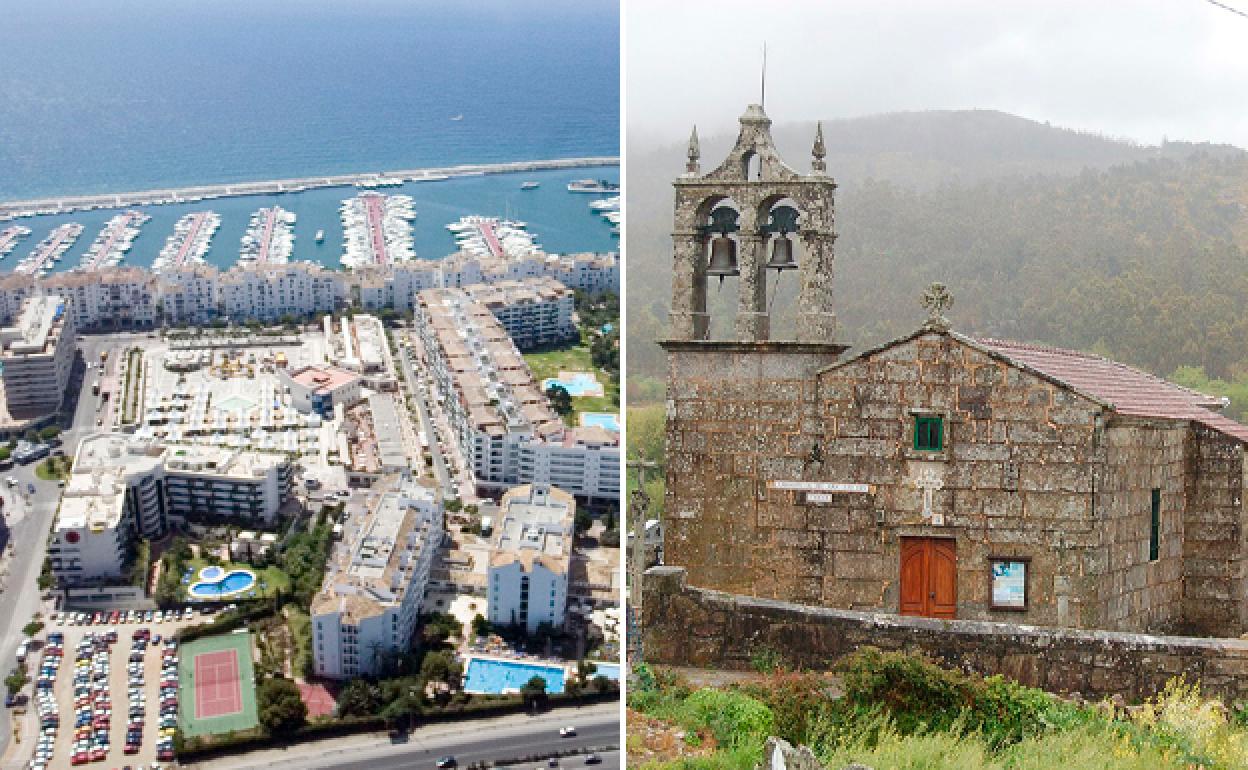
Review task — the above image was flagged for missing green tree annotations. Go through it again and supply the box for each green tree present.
[38,425,61,441]
[336,679,381,717]
[471,613,490,637]
[257,676,307,734]
[545,384,573,416]
[521,675,548,710]
[420,650,454,684]
[5,663,28,695]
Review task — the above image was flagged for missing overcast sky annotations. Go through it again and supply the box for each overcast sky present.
[625,0,1248,148]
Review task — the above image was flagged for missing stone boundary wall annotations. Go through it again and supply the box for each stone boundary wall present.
[643,566,1248,702]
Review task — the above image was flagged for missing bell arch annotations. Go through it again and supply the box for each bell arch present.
[667,104,838,344]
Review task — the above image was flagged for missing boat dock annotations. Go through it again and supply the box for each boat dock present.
[0,226,31,259]
[340,193,415,268]
[239,206,295,265]
[154,211,221,272]
[447,216,542,260]
[15,223,83,275]
[0,156,619,222]
[79,210,150,270]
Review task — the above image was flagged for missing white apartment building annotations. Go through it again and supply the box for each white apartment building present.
[487,484,574,633]
[158,264,220,325]
[48,475,133,586]
[437,251,618,296]
[414,289,620,502]
[354,263,440,312]
[45,267,158,329]
[461,277,576,349]
[0,295,77,414]
[49,433,294,586]
[311,477,442,679]
[217,262,345,321]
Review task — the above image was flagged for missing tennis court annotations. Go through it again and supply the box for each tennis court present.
[179,631,259,737]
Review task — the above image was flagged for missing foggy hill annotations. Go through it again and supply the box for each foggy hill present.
[626,109,1248,404]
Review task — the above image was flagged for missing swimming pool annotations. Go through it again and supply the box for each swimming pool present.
[580,412,620,433]
[188,566,257,599]
[591,662,620,680]
[463,658,568,694]
[542,371,602,397]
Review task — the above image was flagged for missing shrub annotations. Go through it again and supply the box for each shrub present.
[682,688,775,750]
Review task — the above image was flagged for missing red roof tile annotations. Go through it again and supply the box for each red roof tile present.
[973,337,1248,443]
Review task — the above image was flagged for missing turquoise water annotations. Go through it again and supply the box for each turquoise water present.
[0,0,618,201]
[189,569,257,598]
[581,412,620,432]
[463,658,567,694]
[1,166,618,275]
[542,372,601,397]
[593,663,620,680]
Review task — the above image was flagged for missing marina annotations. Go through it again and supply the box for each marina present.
[0,156,618,222]
[0,226,31,260]
[239,206,296,265]
[15,223,84,275]
[153,211,221,272]
[446,215,542,259]
[78,210,150,270]
[340,193,416,268]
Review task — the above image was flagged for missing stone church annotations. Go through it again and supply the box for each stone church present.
[659,104,1248,638]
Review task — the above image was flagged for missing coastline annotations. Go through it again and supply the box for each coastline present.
[0,156,620,222]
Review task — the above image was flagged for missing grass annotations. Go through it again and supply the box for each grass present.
[35,456,71,480]
[629,657,1248,770]
[523,338,620,421]
[285,605,313,679]
[181,556,291,601]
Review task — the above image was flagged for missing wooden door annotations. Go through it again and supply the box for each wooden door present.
[899,537,957,619]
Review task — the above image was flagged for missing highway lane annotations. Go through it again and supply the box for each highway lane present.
[205,702,619,770]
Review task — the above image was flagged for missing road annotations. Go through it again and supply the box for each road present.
[0,332,140,759]
[201,702,619,770]
[396,337,454,498]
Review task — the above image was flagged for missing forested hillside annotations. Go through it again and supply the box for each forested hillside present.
[627,110,1248,416]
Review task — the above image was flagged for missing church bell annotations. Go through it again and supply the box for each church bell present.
[766,233,797,271]
[706,235,739,279]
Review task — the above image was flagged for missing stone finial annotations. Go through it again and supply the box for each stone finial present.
[686,125,701,174]
[921,282,954,331]
[812,122,826,174]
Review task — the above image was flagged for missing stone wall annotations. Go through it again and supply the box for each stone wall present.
[1182,425,1247,636]
[643,566,1248,702]
[1093,420,1187,632]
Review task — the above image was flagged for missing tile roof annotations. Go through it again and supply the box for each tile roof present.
[974,337,1248,443]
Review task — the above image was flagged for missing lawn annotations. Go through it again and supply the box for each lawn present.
[180,556,291,602]
[524,340,620,420]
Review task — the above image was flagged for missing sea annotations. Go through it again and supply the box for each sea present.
[0,0,620,270]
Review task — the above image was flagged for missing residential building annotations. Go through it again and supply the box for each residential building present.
[217,262,344,321]
[45,267,158,329]
[0,295,77,414]
[487,484,574,633]
[311,477,442,679]
[415,288,618,502]
[157,264,219,325]
[49,433,294,585]
[461,277,576,349]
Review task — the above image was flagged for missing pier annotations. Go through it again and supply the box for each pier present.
[477,220,505,259]
[80,211,148,270]
[362,194,389,266]
[0,226,30,259]
[16,223,82,274]
[0,156,619,222]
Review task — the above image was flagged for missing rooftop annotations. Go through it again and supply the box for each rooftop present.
[288,364,361,394]
[492,484,575,573]
[974,336,1248,443]
[0,295,69,356]
[311,476,442,623]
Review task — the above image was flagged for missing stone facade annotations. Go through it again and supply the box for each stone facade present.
[643,566,1248,702]
[662,328,1248,636]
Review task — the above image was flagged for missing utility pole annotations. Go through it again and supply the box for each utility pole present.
[627,459,657,668]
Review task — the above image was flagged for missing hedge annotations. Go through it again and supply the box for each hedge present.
[175,687,620,763]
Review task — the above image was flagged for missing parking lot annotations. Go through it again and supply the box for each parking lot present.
[26,607,213,770]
